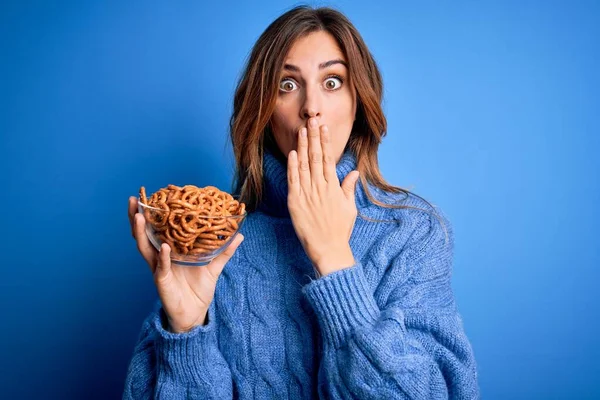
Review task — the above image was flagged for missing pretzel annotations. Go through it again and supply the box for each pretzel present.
[139,185,246,256]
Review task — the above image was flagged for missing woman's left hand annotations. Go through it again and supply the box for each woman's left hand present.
[287,117,360,277]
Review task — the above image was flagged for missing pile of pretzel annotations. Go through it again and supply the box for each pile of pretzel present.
[139,184,246,256]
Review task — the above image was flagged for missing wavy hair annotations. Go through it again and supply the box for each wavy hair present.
[229,5,447,241]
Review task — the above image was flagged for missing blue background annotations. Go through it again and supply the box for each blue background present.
[1,1,598,398]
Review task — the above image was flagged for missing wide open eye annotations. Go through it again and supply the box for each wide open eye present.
[324,76,343,91]
[279,79,298,92]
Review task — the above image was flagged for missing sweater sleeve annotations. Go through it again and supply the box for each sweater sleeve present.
[122,300,233,399]
[302,211,479,400]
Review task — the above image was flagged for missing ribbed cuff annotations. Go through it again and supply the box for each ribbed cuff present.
[302,262,381,348]
[152,303,221,384]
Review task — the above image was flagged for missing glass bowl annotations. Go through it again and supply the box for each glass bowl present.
[137,197,247,266]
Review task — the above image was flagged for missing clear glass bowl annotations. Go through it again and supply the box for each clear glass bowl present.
[138,197,247,266]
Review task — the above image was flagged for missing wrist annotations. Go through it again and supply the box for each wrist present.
[162,309,208,333]
[313,245,355,277]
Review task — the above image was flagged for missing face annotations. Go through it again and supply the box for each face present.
[269,30,357,163]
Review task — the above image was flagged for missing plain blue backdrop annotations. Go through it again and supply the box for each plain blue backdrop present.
[1,1,598,398]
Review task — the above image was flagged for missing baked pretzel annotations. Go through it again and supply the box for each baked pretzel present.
[139,185,246,256]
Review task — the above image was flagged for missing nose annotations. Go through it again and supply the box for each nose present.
[299,85,321,121]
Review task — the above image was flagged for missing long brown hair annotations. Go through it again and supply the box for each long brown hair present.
[229,5,447,240]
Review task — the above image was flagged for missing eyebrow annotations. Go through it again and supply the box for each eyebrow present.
[283,59,348,72]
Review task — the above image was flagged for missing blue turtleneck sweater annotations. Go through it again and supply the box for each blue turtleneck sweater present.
[123,149,479,399]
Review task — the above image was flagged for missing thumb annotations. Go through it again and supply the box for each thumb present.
[341,170,360,200]
[154,243,173,283]
[206,233,244,278]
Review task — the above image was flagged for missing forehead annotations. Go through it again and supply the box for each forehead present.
[284,31,346,67]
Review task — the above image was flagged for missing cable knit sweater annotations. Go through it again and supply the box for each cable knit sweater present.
[123,148,479,399]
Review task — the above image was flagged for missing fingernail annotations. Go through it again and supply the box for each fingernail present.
[301,128,307,137]
[309,118,317,128]
[322,125,328,133]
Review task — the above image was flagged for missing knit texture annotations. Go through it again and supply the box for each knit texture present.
[123,148,479,399]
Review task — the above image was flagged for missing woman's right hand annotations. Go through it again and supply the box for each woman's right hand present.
[128,196,244,333]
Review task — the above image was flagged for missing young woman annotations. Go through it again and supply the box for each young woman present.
[125,5,479,399]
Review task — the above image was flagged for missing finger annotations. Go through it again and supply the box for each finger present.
[206,233,244,280]
[320,125,337,183]
[307,117,324,184]
[134,213,158,274]
[128,196,138,238]
[297,126,311,191]
[287,150,301,197]
[341,170,360,200]
[154,243,173,283]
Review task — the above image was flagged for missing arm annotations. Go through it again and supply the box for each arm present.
[122,301,233,399]
[302,212,479,400]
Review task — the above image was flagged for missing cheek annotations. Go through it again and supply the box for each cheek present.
[270,103,299,155]
[271,100,296,131]
[330,95,355,132]
[325,94,355,157]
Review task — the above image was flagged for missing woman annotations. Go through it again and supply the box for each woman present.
[124,5,479,399]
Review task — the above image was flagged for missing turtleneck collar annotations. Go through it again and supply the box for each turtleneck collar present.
[257,147,369,218]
